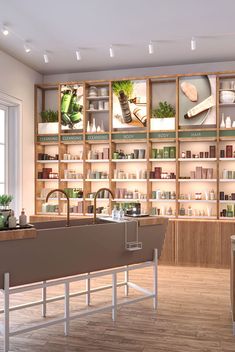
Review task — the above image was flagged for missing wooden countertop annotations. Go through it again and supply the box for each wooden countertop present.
[0,228,37,241]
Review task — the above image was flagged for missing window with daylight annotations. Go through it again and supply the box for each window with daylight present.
[0,107,7,194]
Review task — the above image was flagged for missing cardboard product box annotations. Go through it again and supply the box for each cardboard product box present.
[195,167,202,179]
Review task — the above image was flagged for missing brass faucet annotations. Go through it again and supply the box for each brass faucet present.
[46,189,70,227]
[93,187,114,224]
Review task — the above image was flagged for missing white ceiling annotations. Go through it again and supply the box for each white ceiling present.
[0,0,235,75]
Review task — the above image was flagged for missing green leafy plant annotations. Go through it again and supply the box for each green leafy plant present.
[40,110,58,123]
[112,80,134,98]
[152,101,175,118]
[0,194,13,207]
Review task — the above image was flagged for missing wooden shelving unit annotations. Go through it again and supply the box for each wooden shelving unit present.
[34,73,235,221]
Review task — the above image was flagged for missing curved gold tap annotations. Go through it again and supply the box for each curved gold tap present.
[46,189,70,227]
[93,188,114,224]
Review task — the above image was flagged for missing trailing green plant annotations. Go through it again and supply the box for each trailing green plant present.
[0,194,13,207]
[112,80,134,98]
[152,101,175,118]
[40,110,58,123]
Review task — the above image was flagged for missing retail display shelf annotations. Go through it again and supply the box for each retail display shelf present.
[179,179,217,182]
[86,159,109,163]
[112,159,147,162]
[149,158,176,162]
[178,158,216,162]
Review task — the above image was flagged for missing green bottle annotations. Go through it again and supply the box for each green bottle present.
[70,112,82,124]
[0,213,5,229]
[61,113,72,127]
[68,89,78,114]
[61,90,72,113]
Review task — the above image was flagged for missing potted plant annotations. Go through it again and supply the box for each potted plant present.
[38,109,59,134]
[0,194,13,225]
[151,101,176,131]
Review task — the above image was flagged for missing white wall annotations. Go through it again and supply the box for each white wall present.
[43,60,235,83]
[0,50,42,215]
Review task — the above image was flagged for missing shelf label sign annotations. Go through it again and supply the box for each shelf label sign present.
[179,131,216,138]
[61,135,83,142]
[37,135,59,142]
[219,130,235,137]
[112,133,147,140]
[150,132,176,139]
[86,133,109,141]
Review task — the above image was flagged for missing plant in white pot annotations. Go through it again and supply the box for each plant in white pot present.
[0,194,13,226]
[38,109,59,134]
[151,101,176,131]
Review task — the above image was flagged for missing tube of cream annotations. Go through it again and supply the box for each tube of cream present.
[184,95,215,119]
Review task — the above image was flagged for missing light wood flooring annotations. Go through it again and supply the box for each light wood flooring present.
[0,265,234,352]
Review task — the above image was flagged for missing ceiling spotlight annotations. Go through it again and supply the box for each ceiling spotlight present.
[76,50,81,61]
[43,52,49,64]
[191,37,196,51]
[24,43,31,53]
[109,45,114,58]
[148,40,154,54]
[2,25,9,36]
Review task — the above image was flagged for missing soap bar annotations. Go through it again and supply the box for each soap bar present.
[181,81,198,102]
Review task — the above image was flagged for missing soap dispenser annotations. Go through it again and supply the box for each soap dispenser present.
[8,210,17,229]
[19,208,27,227]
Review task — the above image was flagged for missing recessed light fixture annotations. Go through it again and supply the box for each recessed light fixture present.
[191,37,196,51]
[109,45,114,58]
[76,50,81,61]
[43,52,49,63]
[148,40,154,54]
[2,25,9,36]
[24,43,31,53]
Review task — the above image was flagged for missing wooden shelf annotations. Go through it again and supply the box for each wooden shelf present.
[86,109,109,113]
[86,159,109,163]
[178,200,217,203]
[61,198,83,201]
[85,179,109,182]
[178,158,216,162]
[178,215,217,219]
[150,199,175,202]
[219,158,235,161]
[220,200,235,203]
[36,160,59,163]
[61,179,83,182]
[86,96,109,100]
[60,160,83,163]
[149,179,176,182]
[220,179,235,182]
[112,159,147,162]
[149,158,176,162]
[112,179,147,182]
[37,179,59,182]
[113,198,147,202]
[179,179,217,182]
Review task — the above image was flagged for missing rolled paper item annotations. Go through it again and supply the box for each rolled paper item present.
[184,95,215,119]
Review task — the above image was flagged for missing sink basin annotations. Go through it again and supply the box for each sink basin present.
[33,217,114,230]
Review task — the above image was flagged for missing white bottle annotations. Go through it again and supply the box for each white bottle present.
[8,210,17,228]
[225,116,231,129]
[119,207,125,220]
[19,208,27,227]
[220,113,225,128]
[112,205,118,220]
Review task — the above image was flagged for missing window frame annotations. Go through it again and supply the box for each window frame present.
[0,105,9,194]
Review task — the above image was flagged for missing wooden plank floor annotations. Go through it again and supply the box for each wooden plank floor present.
[0,265,234,351]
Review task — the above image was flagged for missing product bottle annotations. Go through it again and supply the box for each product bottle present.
[119,207,125,219]
[118,90,132,123]
[8,210,17,229]
[188,206,193,216]
[131,105,147,126]
[209,190,215,201]
[0,213,5,228]
[179,205,185,216]
[225,116,232,128]
[220,113,225,128]
[112,205,118,220]
[61,90,72,113]
[19,208,27,227]
[68,89,78,114]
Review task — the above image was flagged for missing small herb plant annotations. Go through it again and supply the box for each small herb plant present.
[40,110,58,123]
[152,101,175,118]
[112,80,134,98]
[0,194,13,208]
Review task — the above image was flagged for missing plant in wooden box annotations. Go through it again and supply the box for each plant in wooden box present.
[38,110,59,134]
[0,194,13,226]
[151,101,175,131]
